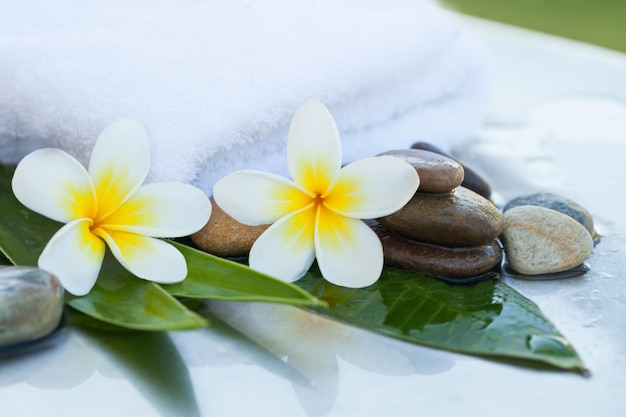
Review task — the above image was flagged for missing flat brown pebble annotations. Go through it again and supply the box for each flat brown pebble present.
[501,206,593,275]
[377,149,464,194]
[191,198,269,257]
[370,221,502,278]
[411,141,492,199]
[378,186,503,247]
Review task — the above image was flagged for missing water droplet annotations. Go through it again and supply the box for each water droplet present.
[526,334,573,356]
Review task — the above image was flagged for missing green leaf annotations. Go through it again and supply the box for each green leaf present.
[163,242,324,308]
[297,266,586,372]
[65,252,208,331]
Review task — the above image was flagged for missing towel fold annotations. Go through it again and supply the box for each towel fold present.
[0,0,489,194]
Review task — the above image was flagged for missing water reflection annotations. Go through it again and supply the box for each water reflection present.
[204,301,455,417]
[0,327,202,417]
[0,300,456,417]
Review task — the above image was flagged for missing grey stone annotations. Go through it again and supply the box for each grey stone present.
[377,149,464,194]
[0,266,64,347]
[500,206,593,275]
[503,192,594,235]
[411,141,492,199]
[378,186,503,247]
[192,198,269,257]
[370,221,502,279]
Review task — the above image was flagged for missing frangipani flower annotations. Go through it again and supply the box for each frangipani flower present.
[213,100,419,288]
[12,120,212,296]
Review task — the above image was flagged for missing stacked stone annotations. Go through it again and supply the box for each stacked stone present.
[374,149,504,280]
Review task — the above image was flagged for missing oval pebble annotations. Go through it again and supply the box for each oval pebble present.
[192,198,269,257]
[500,206,593,275]
[370,221,502,279]
[377,149,464,194]
[378,186,503,247]
[411,141,492,199]
[0,266,64,348]
[503,192,594,235]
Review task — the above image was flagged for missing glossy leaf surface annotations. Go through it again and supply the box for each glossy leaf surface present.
[163,242,322,307]
[297,266,585,372]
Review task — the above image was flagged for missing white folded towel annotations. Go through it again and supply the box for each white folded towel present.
[0,0,489,194]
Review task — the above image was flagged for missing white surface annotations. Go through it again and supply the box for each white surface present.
[2,16,626,417]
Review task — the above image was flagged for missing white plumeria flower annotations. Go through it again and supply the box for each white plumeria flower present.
[214,100,419,288]
[12,120,212,296]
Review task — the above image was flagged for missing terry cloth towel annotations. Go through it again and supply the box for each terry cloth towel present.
[0,0,489,195]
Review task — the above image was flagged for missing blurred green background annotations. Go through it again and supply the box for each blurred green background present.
[441,0,626,53]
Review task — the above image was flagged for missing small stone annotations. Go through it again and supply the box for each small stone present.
[504,192,594,235]
[377,149,464,194]
[0,266,64,347]
[500,206,593,275]
[411,141,492,199]
[370,221,502,278]
[192,198,269,257]
[378,186,503,247]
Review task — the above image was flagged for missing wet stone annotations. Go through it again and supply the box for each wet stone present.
[411,141,492,199]
[378,186,504,247]
[503,192,594,235]
[500,206,593,275]
[377,149,464,194]
[192,198,269,257]
[0,266,64,348]
[370,221,502,279]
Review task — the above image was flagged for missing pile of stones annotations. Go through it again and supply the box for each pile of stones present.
[373,146,503,280]
[193,142,596,282]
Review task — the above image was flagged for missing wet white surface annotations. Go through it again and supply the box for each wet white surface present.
[2,17,626,417]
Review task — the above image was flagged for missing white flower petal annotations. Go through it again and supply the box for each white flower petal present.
[99,182,212,237]
[315,207,383,288]
[324,156,419,219]
[38,218,105,296]
[89,119,151,221]
[97,229,187,284]
[287,100,342,195]
[12,148,96,223]
[249,204,317,282]
[213,170,312,226]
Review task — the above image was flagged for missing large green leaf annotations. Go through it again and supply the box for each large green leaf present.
[297,266,586,373]
[65,254,208,331]
[163,242,323,307]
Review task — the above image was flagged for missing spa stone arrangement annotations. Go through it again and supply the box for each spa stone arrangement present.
[193,141,596,281]
[0,142,596,350]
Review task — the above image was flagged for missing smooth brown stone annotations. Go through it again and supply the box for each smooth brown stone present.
[501,206,593,275]
[378,186,503,247]
[192,198,269,257]
[370,222,502,278]
[377,149,464,193]
[0,266,64,347]
[411,141,492,199]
